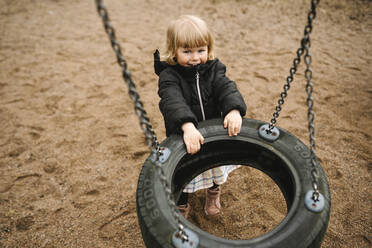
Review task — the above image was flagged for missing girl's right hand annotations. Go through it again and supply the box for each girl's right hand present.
[181,122,204,154]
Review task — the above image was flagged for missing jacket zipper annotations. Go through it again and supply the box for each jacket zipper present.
[196,71,206,121]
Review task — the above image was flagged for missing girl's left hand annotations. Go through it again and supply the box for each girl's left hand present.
[224,109,242,136]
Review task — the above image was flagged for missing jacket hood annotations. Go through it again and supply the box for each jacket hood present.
[154,49,218,77]
[154,50,169,76]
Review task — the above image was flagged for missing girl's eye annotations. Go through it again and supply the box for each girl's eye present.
[198,49,205,53]
[183,50,191,54]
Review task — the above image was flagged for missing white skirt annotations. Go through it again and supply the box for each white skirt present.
[182,165,241,193]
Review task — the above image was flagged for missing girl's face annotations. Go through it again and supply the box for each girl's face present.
[176,46,208,67]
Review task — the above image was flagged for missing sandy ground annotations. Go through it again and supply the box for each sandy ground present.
[0,0,371,247]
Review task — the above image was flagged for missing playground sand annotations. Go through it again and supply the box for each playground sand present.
[0,0,371,247]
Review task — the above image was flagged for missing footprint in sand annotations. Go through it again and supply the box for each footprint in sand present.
[15,215,35,231]
[8,146,27,158]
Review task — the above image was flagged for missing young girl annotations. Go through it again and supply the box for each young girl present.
[154,15,247,218]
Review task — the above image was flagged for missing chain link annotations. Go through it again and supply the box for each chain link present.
[95,0,188,241]
[95,0,159,151]
[268,0,319,131]
[268,0,321,201]
[304,28,320,202]
[152,157,187,242]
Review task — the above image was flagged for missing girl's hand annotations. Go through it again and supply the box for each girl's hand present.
[224,109,242,136]
[182,122,204,154]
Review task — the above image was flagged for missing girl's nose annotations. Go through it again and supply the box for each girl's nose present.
[191,52,199,60]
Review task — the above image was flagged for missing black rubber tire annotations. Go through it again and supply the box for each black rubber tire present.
[136,118,331,248]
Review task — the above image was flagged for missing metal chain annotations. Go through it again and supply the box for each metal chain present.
[267,47,303,132]
[268,0,321,201]
[95,0,188,242]
[153,158,188,242]
[268,0,320,132]
[95,0,159,151]
[304,23,320,202]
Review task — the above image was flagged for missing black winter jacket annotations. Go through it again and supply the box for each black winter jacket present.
[154,50,247,137]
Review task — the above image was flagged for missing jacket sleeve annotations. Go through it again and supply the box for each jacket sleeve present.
[213,61,247,117]
[158,70,198,135]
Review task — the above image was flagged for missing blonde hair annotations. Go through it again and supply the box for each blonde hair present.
[165,15,214,65]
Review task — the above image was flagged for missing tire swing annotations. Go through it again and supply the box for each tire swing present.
[95,0,330,248]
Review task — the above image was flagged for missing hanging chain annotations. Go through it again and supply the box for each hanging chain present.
[95,0,188,242]
[268,0,320,132]
[267,48,303,132]
[268,0,321,201]
[152,156,188,242]
[304,25,320,202]
[95,0,158,151]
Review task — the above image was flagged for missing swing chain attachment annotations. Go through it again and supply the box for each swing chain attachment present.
[174,224,189,243]
[95,0,190,242]
[267,0,322,203]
